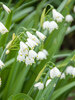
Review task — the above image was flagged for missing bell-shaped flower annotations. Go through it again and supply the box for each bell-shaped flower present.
[20,41,29,51]
[43,21,50,29]
[42,49,48,56]
[36,31,46,41]
[25,56,35,66]
[52,9,64,22]
[34,82,44,90]
[49,21,58,33]
[37,51,47,60]
[29,50,37,59]
[26,31,40,44]
[65,66,74,75]
[65,15,73,22]
[26,38,38,49]
[50,67,61,78]
[17,54,25,62]
[0,22,8,34]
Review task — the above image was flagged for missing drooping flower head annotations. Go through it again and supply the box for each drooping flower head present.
[65,66,74,75]
[0,22,8,34]
[52,9,64,22]
[43,21,58,33]
[36,31,46,41]
[34,82,44,90]
[26,31,40,44]
[50,67,61,78]
[65,15,73,22]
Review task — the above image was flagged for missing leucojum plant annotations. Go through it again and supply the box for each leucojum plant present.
[0,0,75,100]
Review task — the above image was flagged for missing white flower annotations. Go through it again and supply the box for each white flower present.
[0,78,1,87]
[65,15,73,22]
[43,21,58,33]
[73,6,75,13]
[25,56,35,66]
[37,51,47,60]
[36,31,46,41]
[3,4,11,14]
[26,31,40,44]
[0,60,4,69]
[20,41,29,51]
[6,50,10,54]
[42,49,48,56]
[46,79,51,87]
[49,21,58,33]
[26,38,38,49]
[72,68,75,77]
[60,73,65,79]
[18,49,28,56]
[43,21,50,29]
[52,9,64,22]
[17,54,25,62]
[34,82,44,90]
[0,22,8,34]
[65,66,74,75]
[50,67,61,78]
[29,50,37,59]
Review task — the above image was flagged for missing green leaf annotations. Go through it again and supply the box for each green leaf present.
[8,93,33,100]
[51,81,75,100]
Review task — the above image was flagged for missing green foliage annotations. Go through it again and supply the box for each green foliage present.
[0,0,75,100]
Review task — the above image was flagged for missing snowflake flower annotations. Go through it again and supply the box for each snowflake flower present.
[50,67,61,78]
[52,9,64,22]
[29,50,37,59]
[34,82,44,90]
[37,51,47,60]
[36,31,46,41]
[0,22,8,34]
[25,56,35,66]
[65,66,74,75]
[65,15,73,22]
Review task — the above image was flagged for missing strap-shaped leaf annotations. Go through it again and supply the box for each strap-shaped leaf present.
[8,93,33,100]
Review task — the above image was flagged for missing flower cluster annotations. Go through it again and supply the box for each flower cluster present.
[43,21,58,33]
[43,8,74,34]
[34,67,66,90]
[43,9,64,33]
[17,31,48,66]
